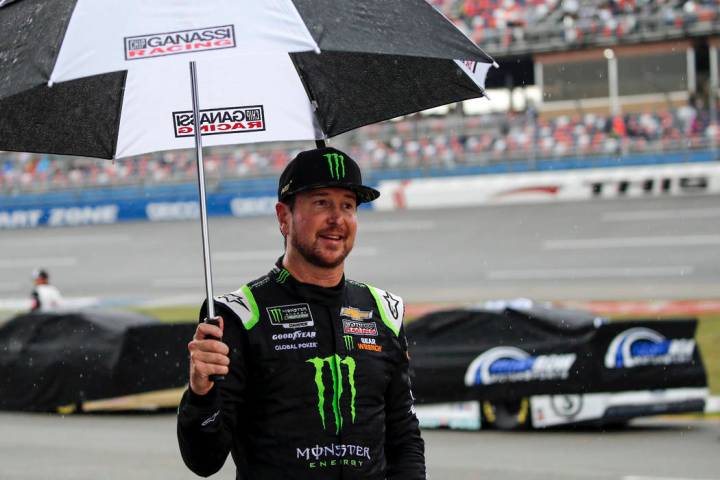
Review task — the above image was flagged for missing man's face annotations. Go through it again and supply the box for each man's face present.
[283,187,358,269]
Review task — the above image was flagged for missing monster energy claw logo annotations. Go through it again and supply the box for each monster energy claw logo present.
[277,269,290,283]
[343,335,354,351]
[266,303,314,328]
[324,153,346,180]
[307,355,357,434]
[269,307,283,322]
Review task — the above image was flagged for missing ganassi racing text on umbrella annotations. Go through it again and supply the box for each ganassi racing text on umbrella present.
[173,106,265,137]
[125,25,236,60]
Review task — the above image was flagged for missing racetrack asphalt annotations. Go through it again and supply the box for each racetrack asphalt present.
[0,412,717,480]
[1,194,719,308]
[1,195,719,479]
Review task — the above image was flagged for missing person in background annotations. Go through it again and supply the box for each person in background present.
[30,268,63,312]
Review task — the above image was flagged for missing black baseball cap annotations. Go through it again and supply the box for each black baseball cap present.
[32,268,48,280]
[278,147,380,204]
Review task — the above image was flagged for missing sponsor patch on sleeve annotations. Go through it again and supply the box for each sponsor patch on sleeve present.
[367,285,404,337]
[214,285,258,330]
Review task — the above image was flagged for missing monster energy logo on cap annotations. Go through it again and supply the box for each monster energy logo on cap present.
[343,335,354,351]
[277,147,380,204]
[324,152,346,180]
[307,355,357,434]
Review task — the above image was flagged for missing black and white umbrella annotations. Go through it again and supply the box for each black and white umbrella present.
[0,0,496,317]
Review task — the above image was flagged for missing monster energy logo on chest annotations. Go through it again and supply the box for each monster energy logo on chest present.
[324,153,346,180]
[307,355,357,434]
[266,303,314,328]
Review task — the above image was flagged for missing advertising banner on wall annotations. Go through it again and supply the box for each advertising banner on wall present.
[0,191,371,229]
[375,163,720,211]
[0,191,280,230]
[4,162,719,229]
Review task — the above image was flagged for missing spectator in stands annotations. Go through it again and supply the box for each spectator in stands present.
[30,269,64,312]
[2,103,717,190]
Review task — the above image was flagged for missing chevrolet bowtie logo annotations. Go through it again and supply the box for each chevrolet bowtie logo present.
[340,307,373,321]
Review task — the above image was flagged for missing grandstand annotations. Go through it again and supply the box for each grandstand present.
[2,0,720,195]
[431,0,720,55]
[2,106,717,194]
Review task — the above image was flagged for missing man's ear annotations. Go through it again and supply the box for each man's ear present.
[275,202,289,236]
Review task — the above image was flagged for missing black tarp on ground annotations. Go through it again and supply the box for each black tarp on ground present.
[0,310,195,411]
[406,306,707,404]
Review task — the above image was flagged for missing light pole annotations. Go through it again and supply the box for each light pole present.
[710,45,718,151]
[604,48,620,117]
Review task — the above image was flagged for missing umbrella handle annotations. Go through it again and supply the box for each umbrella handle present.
[190,60,224,382]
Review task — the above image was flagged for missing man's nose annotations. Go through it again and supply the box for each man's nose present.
[326,204,343,224]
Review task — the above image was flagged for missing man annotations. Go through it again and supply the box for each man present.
[30,268,63,312]
[177,147,425,479]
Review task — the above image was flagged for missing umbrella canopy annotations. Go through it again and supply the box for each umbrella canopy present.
[0,0,496,159]
[0,0,497,324]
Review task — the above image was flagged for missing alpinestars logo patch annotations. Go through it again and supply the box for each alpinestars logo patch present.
[383,291,400,319]
[217,293,249,312]
[200,410,221,427]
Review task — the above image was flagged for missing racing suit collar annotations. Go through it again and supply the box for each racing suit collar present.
[272,257,344,305]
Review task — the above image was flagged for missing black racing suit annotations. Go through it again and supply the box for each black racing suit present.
[177,260,425,479]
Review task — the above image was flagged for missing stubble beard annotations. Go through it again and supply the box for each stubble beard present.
[291,234,351,269]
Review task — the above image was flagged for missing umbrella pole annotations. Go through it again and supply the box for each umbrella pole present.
[189,61,216,321]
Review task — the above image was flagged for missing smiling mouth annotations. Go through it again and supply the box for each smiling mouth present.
[319,232,345,242]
